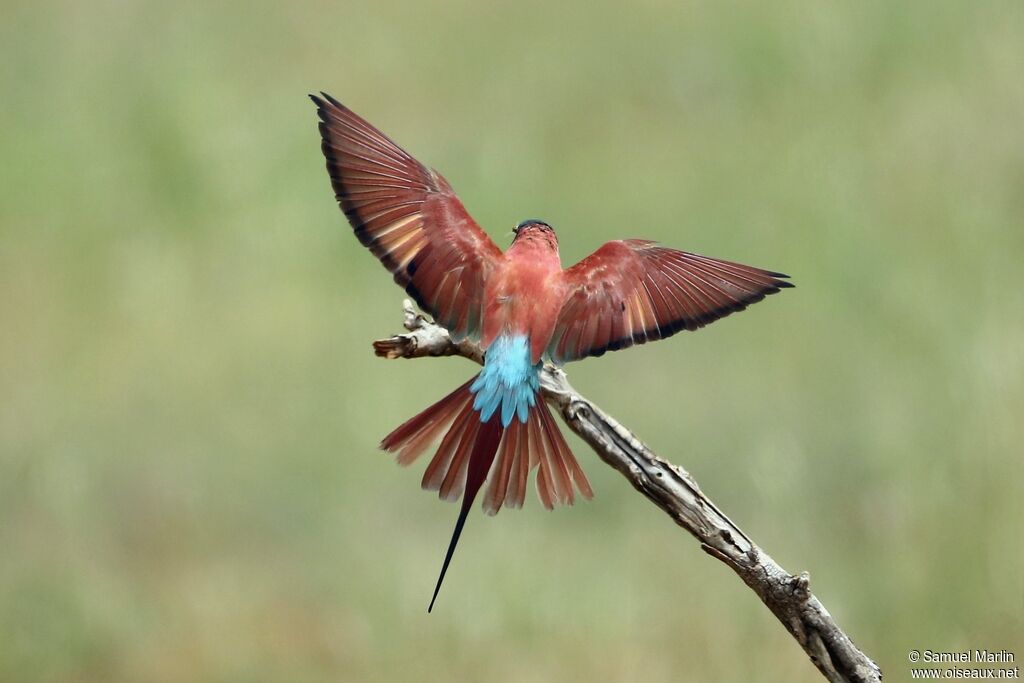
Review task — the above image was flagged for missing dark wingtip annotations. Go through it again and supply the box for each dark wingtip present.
[764,268,794,289]
[309,93,329,112]
[310,94,332,125]
[321,91,345,109]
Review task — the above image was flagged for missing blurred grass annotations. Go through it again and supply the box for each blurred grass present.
[1,0,1023,681]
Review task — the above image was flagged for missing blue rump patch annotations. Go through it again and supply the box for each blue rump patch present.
[470,335,541,427]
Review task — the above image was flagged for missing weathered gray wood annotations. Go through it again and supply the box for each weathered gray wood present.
[373,300,882,683]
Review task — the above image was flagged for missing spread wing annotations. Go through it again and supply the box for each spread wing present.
[312,93,502,341]
[548,240,792,364]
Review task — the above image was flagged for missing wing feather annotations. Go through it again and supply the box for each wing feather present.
[549,240,792,363]
[312,93,502,341]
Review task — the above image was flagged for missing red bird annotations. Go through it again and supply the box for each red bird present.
[311,93,792,611]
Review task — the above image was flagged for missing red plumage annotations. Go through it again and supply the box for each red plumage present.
[314,91,501,342]
[312,94,791,609]
[381,376,592,514]
[549,240,792,363]
[381,376,591,609]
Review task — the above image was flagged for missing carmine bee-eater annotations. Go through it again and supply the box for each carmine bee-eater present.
[311,92,792,611]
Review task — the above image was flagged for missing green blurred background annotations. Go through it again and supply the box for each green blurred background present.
[2,1,1022,681]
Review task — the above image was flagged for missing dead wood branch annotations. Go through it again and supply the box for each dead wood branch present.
[373,300,881,683]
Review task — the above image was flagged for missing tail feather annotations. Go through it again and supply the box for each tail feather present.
[537,401,593,502]
[515,417,531,507]
[566,447,594,500]
[381,378,475,465]
[428,497,471,613]
[483,398,594,514]
[422,397,477,493]
[378,373,594,610]
[428,416,503,612]
[529,415,555,509]
[397,390,472,466]
[537,411,570,506]
[439,415,481,501]
[482,423,516,513]
[536,461,553,509]
[381,374,592,514]
[505,411,530,510]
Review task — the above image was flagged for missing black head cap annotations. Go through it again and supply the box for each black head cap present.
[513,219,551,235]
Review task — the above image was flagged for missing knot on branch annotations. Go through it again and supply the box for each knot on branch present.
[719,528,747,557]
[564,397,592,422]
[401,299,427,331]
[790,571,812,603]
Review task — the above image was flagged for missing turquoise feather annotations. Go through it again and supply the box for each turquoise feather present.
[470,335,540,427]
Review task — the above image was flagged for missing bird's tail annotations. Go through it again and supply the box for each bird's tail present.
[381,375,593,512]
[380,374,593,611]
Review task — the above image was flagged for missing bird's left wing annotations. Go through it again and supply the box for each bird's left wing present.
[312,93,502,341]
[548,240,792,364]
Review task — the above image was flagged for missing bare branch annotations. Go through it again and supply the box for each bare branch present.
[374,300,882,683]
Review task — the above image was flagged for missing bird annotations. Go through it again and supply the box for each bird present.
[310,92,792,612]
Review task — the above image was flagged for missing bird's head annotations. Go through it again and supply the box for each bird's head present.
[511,219,559,251]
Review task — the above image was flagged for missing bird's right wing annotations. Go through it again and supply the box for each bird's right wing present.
[548,240,792,364]
[312,93,502,341]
